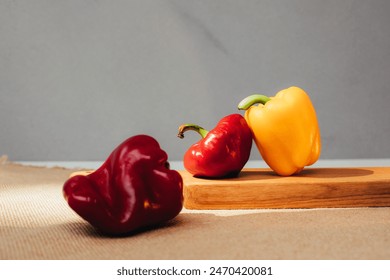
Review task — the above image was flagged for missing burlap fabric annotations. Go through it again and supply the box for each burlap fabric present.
[1,159,389,260]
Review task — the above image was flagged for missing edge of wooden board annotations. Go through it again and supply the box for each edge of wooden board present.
[179,167,390,209]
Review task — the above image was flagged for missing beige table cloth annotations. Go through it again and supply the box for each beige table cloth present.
[1,160,389,260]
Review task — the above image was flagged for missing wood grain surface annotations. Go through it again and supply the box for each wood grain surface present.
[179,167,390,209]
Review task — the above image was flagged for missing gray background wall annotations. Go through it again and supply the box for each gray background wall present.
[1,0,390,162]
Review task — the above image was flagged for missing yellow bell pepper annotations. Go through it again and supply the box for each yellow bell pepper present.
[238,86,321,176]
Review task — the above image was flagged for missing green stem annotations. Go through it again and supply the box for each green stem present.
[237,94,271,110]
[177,124,209,139]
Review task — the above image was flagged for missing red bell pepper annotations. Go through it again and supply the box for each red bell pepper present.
[178,114,252,178]
[63,135,183,235]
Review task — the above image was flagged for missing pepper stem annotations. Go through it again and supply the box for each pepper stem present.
[178,124,209,139]
[238,94,271,110]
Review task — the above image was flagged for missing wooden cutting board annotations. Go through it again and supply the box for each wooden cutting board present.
[179,167,390,209]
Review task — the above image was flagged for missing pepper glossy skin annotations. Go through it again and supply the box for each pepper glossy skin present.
[63,135,183,235]
[238,86,321,176]
[178,114,252,178]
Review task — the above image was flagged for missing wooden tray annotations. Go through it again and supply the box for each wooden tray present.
[179,167,390,209]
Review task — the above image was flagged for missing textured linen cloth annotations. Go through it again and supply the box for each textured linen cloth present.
[1,160,390,260]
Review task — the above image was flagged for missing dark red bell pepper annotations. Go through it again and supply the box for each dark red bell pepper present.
[63,135,183,235]
[178,114,252,178]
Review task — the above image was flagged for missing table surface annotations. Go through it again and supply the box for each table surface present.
[1,159,390,260]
